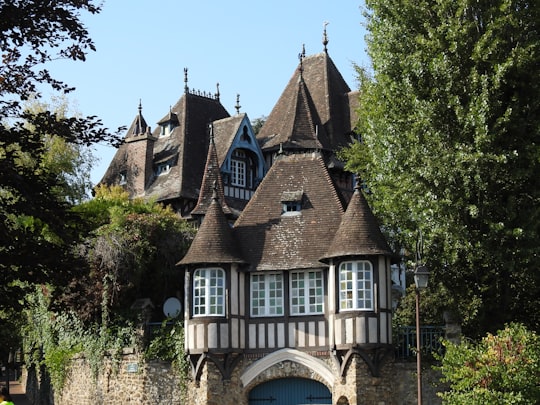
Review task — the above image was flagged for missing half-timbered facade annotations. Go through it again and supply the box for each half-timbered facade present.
[177,37,398,405]
[100,28,400,403]
[179,150,396,405]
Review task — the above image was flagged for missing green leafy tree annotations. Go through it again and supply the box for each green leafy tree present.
[23,95,97,204]
[343,0,540,336]
[60,186,195,324]
[438,323,540,404]
[0,0,121,314]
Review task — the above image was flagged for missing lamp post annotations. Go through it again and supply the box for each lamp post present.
[414,264,430,405]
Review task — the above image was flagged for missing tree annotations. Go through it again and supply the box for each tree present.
[23,95,97,204]
[0,1,121,313]
[344,0,540,336]
[438,323,540,404]
[59,186,195,324]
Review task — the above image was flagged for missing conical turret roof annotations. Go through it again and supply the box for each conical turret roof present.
[178,189,244,265]
[321,186,394,262]
[190,130,232,217]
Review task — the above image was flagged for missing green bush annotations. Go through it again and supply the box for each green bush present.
[438,323,540,404]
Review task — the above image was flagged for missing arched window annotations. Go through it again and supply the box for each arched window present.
[339,261,373,311]
[193,268,225,316]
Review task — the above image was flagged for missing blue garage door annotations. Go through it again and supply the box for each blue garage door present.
[248,377,332,405]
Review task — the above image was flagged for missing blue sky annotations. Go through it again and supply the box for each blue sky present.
[44,1,369,184]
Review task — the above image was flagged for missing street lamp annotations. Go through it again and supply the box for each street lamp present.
[414,264,430,405]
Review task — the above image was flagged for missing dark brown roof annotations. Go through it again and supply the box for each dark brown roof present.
[145,92,230,202]
[212,114,246,165]
[178,192,245,265]
[234,152,344,271]
[190,134,232,217]
[321,187,394,261]
[99,105,152,188]
[128,103,150,137]
[257,52,355,152]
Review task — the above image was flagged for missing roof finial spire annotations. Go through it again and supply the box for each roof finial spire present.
[323,21,329,53]
[216,82,220,101]
[209,122,214,142]
[184,67,189,93]
[138,99,142,115]
[235,94,241,115]
[298,44,305,77]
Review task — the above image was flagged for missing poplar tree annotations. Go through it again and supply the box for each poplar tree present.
[344,0,540,335]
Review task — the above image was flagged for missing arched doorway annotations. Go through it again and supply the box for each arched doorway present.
[248,377,332,405]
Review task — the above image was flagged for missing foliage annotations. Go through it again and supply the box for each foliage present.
[22,95,97,204]
[57,185,195,324]
[0,0,101,104]
[251,115,267,135]
[344,0,540,336]
[438,323,540,404]
[23,287,138,391]
[144,319,184,362]
[0,0,121,315]
[144,319,189,400]
[393,282,452,328]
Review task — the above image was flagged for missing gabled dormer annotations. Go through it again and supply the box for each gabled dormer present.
[157,107,179,137]
[212,112,266,211]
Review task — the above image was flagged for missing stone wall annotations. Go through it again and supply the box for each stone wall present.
[180,353,445,405]
[25,349,184,405]
[25,352,445,404]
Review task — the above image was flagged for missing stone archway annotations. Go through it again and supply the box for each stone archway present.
[240,348,335,388]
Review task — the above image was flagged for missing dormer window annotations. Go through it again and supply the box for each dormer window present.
[119,171,127,185]
[231,149,247,187]
[281,190,303,216]
[160,122,175,137]
[156,162,172,176]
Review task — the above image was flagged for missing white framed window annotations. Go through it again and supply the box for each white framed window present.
[160,122,175,137]
[282,201,302,215]
[156,162,171,176]
[250,273,283,317]
[231,149,246,187]
[290,270,324,315]
[339,261,373,311]
[193,268,225,316]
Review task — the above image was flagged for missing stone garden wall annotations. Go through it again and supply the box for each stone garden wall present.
[24,352,445,404]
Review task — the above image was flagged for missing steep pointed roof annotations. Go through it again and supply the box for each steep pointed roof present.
[178,189,245,265]
[212,113,247,165]
[128,100,150,138]
[190,130,232,217]
[145,91,230,202]
[234,152,344,271]
[320,186,394,262]
[100,102,153,185]
[257,52,356,152]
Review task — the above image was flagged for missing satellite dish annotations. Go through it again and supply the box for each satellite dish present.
[163,297,182,318]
